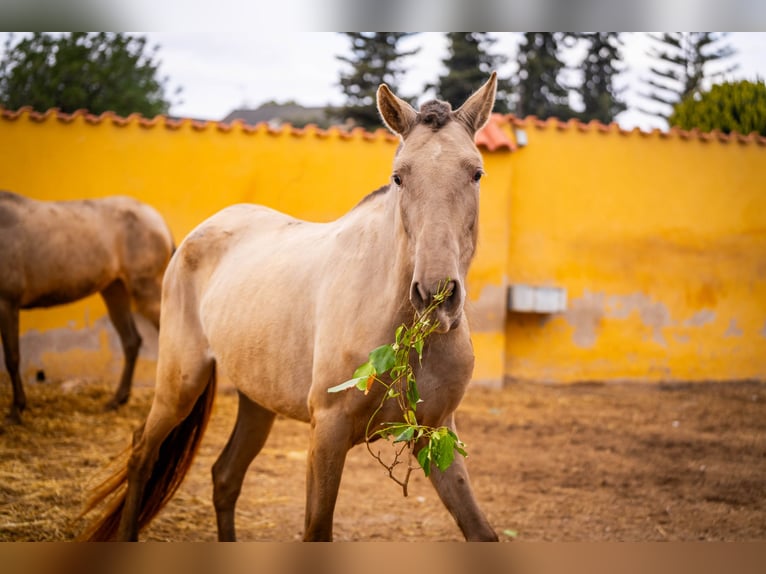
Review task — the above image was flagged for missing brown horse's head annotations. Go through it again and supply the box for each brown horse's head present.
[377,72,497,333]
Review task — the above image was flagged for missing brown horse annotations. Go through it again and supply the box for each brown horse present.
[0,191,175,423]
[80,73,499,541]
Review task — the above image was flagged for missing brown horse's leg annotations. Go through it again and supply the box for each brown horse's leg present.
[0,300,25,424]
[100,280,142,410]
[303,411,351,541]
[212,392,276,541]
[426,413,498,541]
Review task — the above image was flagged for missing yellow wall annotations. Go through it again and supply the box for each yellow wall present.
[1,109,764,389]
[504,118,766,383]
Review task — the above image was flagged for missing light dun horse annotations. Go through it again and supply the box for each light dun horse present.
[81,73,499,541]
[0,192,175,423]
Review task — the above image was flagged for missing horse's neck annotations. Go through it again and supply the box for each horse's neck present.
[339,189,413,325]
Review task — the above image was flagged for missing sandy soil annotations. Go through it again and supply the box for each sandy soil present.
[1,378,764,541]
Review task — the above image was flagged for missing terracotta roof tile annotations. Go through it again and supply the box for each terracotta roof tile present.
[3,106,765,147]
[475,114,515,151]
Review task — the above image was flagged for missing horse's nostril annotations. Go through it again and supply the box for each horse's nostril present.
[410,281,428,310]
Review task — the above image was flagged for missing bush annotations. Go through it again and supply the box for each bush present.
[669,79,766,136]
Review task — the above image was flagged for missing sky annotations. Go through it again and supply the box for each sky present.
[2,32,766,131]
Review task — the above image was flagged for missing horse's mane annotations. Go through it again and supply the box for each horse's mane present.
[417,100,452,130]
[354,184,391,209]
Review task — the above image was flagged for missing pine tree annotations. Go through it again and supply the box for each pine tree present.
[577,32,627,124]
[641,32,738,122]
[0,32,177,117]
[430,33,510,114]
[513,32,575,120]
[336,33,419,130]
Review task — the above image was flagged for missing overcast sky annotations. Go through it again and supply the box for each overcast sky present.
[2,32,765,131]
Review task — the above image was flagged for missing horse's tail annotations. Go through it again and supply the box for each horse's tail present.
[78,366,217,541]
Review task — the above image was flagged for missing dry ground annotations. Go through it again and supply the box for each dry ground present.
[1,377,764,541]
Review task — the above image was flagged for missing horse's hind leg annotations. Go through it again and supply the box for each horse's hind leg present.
[118,350,215,540]
[212,392,276,541]
[426,413,498,541]
[0,300,25,424]
[100,280,142,409]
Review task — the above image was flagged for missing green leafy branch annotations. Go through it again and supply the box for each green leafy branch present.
[328,280,467,496]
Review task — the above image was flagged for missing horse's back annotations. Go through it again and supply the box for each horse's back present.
[0,191,173,308]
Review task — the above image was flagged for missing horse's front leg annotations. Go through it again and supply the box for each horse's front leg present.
[0,300,25,424]
[303,409,352,541]
[427,413,498,541]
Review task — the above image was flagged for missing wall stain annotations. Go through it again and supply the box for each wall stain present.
[566,291,706,348]
[724,319,743,338]
[684,309,716,327]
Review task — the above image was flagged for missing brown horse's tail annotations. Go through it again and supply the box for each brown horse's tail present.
[78,367,217,541]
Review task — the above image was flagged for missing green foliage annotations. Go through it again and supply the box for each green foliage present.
[669,79,766,136]
[0,32,177,117]
[512,32,576,120]
[641,32,738,122]
[577,32,627,124]
[430,33,511,114]
[335,33,419,130]
[328,280,466,493]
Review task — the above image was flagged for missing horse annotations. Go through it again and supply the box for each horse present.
[0,191,175,423]
[80,72,500,542]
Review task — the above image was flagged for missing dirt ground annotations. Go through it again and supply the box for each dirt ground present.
[0,377,764,542]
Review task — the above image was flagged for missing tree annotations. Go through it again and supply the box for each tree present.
[336,33,419,130]
[0,33,177,117]
[577,32,627,124]
[430,33,511,114]
[513,32,575,120]
[641,32,738,123]
[669,79,766,136]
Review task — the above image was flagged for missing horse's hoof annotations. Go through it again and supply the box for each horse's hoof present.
[104,399,121,412]
[5,412,23,425]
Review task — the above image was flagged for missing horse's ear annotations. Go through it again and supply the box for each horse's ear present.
[454,71,498,135]
[377,84,418,137]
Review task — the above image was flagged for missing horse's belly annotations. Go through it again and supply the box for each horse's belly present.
[201,261,317,422]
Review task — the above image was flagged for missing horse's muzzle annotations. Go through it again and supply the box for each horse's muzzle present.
[410,279,463,333]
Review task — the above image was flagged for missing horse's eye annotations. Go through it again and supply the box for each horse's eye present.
[393,174,402,187]
[472,170,483,183]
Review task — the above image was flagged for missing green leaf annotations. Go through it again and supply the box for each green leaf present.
[416,445,431,477]
[406,377,421,411]
[378,423,409,438]
[353,361,375,379]
[369,345,396,374]
[327,376,367,393]
[393,426,415,443]
[414,338,424,359]
[503,529,519,539]
[431,431,456,471]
